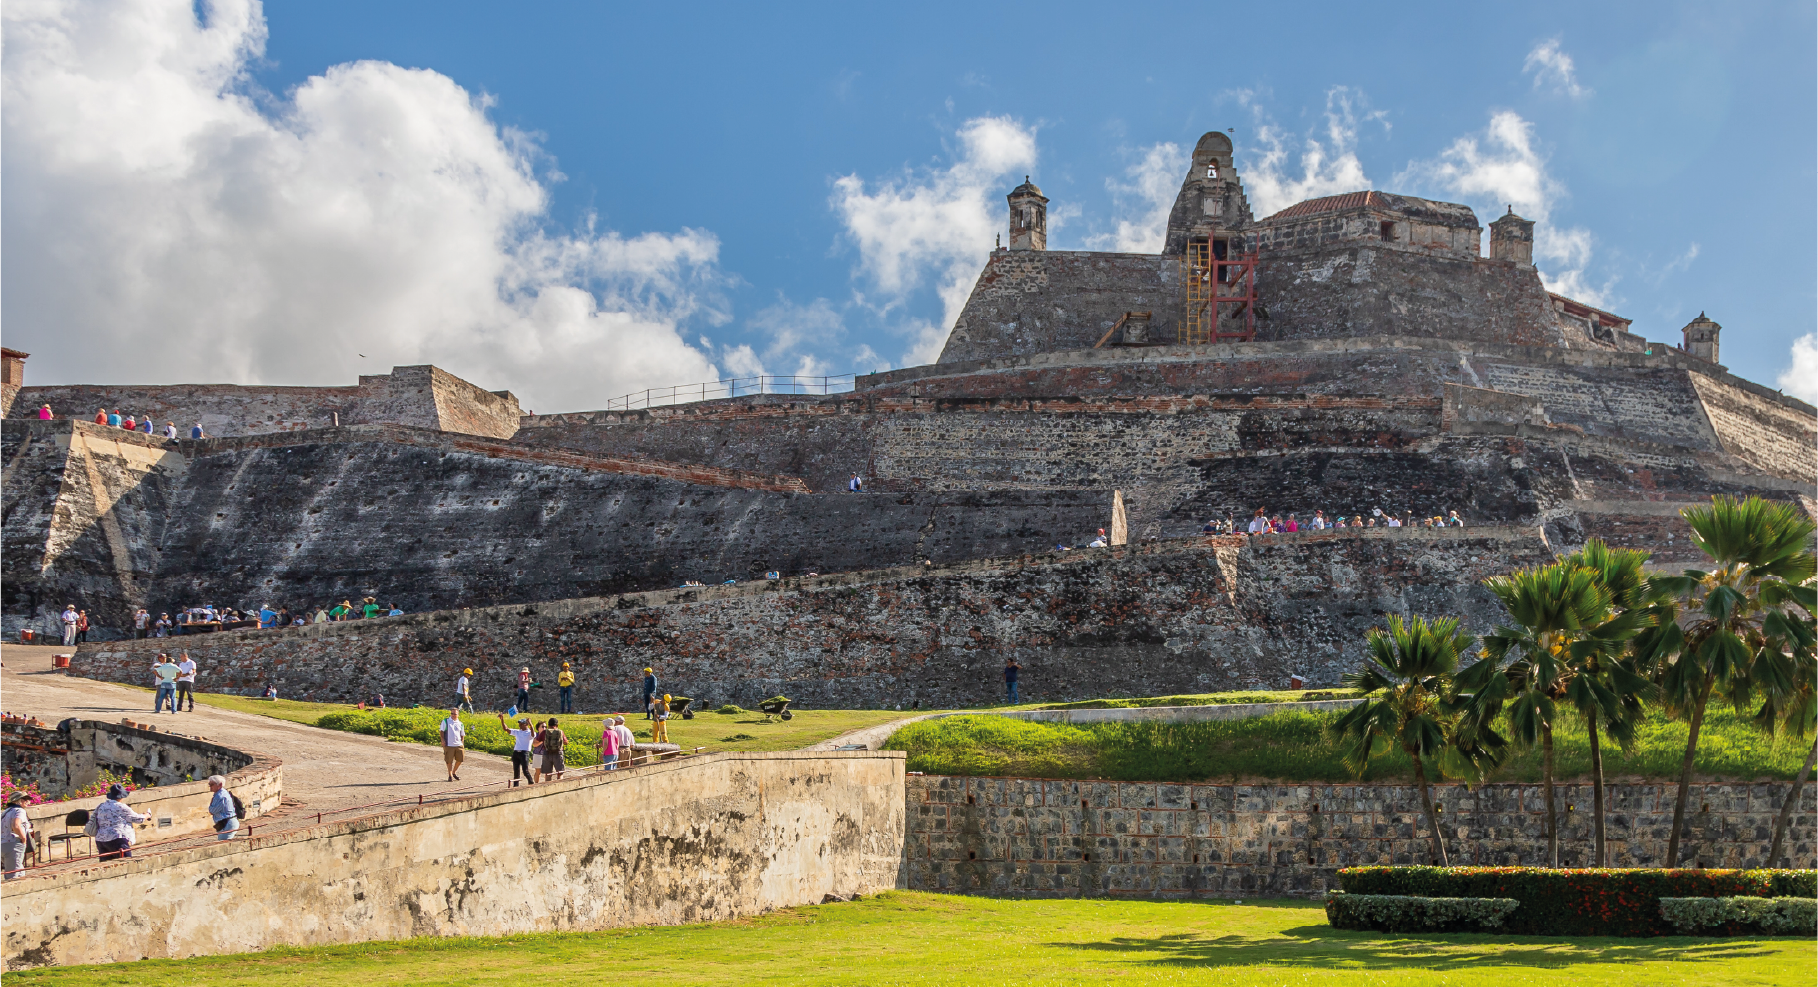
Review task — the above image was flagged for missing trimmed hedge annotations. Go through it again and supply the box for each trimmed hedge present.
[1326,893,1520,933]
[1336,867,1818,937]
[1659,897,1818,936]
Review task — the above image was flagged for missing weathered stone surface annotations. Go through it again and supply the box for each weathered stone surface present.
[903,774,1818,899]
[1,751,903,969]
[69,529,1555,709]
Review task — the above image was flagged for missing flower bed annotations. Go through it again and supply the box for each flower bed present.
[1,770,139,807]
[1336,867,1818,937]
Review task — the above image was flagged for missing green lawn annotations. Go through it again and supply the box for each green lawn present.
[886,705,1812,784]
[310,704,917,765]
[10,892,1808,986]
[1028,688,1354,709]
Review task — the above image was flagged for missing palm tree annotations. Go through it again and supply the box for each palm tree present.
[1556,540,1661,866]
[1647,496,1817,868]
[1331,614,1484,866]
[1759,654,1818,868]
[1461,562,1611,867]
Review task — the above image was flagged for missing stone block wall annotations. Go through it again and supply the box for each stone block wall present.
[2,751,902,969]
[70,530,1554,709]
[903,774,1818,899]
[1687,372,1818,480]
[940,251,1182,364]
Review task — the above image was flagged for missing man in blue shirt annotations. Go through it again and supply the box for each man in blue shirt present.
[207,776,239,840]
[1004,658,1021,703]
[190,423,205,439]
[643,667,657,719]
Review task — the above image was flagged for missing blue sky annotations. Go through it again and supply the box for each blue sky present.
[5,1,1813,408]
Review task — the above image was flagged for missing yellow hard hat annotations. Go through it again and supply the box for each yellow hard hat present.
[463,668,472,675]
[644,667,653,673]
[663,693,671,701]
[562,661,570,667]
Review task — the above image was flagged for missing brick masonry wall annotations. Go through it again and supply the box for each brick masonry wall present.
[70,530,1554,710]
[904,774,1818,899]
[940,251,1183,364]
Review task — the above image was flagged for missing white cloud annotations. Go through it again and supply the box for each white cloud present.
[1083,142,1187,253]
[744,296,851,378]
[2,0,725,412]
[1779,334,1818,403]
[830,115,1037,365]
[1238,86,1379,218]
[1524,39,1591,99]
[1397,110,1614,307]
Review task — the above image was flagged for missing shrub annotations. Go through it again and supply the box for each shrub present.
[1325,893,1520,933]
[715,705,744,715]
[1659,897,1818,936]
[1337,867,1818,937]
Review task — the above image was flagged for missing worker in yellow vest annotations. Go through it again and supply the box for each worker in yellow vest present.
[652,694,671,743]
[557,662,576,714]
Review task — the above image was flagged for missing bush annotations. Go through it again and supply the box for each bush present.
[1659,897,1818,936]
[1325,893,1519,933]
[715,705,745,715]
[1337,867,1818,937]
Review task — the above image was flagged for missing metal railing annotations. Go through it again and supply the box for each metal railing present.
[604,374,855,411]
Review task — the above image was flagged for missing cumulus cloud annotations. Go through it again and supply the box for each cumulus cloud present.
[1083,142,1188,253]
[1397,111,1613,306]
[2,0,726,412]
[1780,334,1818,404]
[1238,86,1379,218]
[1524,39,1591,99]
[830,115,1037,365]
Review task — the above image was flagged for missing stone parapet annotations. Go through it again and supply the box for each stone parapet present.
[902,774,1817,899]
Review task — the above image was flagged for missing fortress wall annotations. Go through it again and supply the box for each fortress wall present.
[1475,362,1721,448]
[1687,371,1818,480]
[9,365,521,440]
[1,751,903,969]
[1,422,186,637]
[940,251,1181,365]
[1256,249,1560,348]
[70,530,1551,710]
[136,440,1103,619]
[904,775,1815,900]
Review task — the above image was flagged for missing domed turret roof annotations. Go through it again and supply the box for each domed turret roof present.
[1009,176,1045,198]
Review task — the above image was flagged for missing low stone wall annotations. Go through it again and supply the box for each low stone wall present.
[902,774,1817,899]
[71,529,1552,710]
[1,750,902,969]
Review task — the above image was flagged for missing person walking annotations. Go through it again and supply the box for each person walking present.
[1004,657,1021,703]
[455,668,474,712]
[439,709,466,781]
[153,654,181,713]
[613,715,637,766]
[92,785,148,860]
[497,713,537,786]
[207,776,240,841]
[642,667,657,719]
[515,666,532,712]
[2,795,33,879]
[557,662,575,714]
[540,718,567,781]
[598,717,621,771]
[60,604,79,646]
[651,695,672,743]
[175,651,198,711]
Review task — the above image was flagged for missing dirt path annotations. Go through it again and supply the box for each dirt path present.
[1,644,513,820]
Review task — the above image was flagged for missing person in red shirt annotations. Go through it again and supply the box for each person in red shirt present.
[123,415,136,431]
[94,409,108,424]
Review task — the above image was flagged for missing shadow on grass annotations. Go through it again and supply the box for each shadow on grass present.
[1047,926,1781,971]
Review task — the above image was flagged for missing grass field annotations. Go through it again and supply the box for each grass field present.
[306,703,915,765]
[1029,689,1353,709]
[9,892,1808,986]
[885,705,1809,783]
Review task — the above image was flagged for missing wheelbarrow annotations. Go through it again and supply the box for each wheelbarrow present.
[670,696,696,720]
[759,697,793,721]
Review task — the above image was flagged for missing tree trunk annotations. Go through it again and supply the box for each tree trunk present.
[1768,734,1818,868]
[1667,672,1716,868]
[1543,723,1558,867]
[1588,715,1606,867]
[1412,753,1449,866]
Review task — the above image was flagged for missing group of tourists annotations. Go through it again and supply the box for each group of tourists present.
[3,775,243,877]
[149,652,201,712]
[434,709,641,787]
[27,404,207,439]
[106,599,407,641]
[1204,507,1467,536]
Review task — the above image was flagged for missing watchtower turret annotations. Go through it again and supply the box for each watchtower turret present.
[1681,312,1721,365]
[1489,207,1535,266]
[1007,178,1047,251]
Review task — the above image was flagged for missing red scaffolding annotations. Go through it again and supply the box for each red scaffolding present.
[1179,234,1257,344]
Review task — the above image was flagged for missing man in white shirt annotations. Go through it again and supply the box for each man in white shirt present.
[1246,508,1270,535]
[439,709,466,781]
[61,605,79,646]
[1311,511,1327,530]
[496,713,537,786]
[613,715,637,766]
[456,669,473,712]
[175,653,198,712]
[132,608,151,639]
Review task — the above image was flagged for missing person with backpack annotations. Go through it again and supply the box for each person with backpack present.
[540,718,568,781]
[207,775,243,840]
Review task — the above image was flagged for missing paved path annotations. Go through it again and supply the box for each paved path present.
[1,644,513,821]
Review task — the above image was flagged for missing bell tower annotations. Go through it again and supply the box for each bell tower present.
[1681,312,1721,365]
[1007,178,1048,251]
[1164,131,1253,255]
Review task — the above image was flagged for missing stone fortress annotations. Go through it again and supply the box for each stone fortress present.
[6,131,1814,709]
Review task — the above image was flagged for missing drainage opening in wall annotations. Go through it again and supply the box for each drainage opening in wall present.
[1081,799,1088,808]
[1193,854,1200,863]
[968,851,977,860]
[967,795,975,805]
[1083,853,1091,862]
[1190,801,1198,810]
